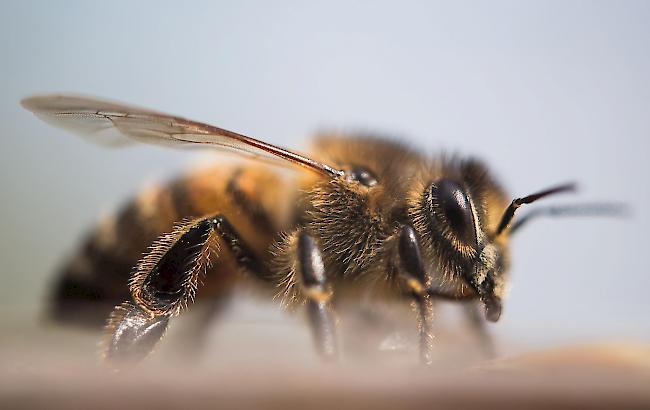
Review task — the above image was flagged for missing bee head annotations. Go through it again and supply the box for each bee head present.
[421,168,508,321]
[414,157,576,322]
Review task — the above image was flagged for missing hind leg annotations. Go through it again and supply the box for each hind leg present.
[169,290,234,362]
[103,214,272,364]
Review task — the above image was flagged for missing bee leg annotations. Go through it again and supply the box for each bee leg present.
[103,213,273,365]
[103,216,217,364]
[296,232,338,360]
[175,293,233,361]
[398,225,435,365]
[212,215,274,281]
[413,295,434,365]
[462,301,497,358]
[103,302,170,364]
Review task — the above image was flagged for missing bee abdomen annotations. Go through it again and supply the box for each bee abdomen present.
[49,182,182,327]
[48,165,287,327]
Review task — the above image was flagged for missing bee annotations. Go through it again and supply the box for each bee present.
[22,94,588,365]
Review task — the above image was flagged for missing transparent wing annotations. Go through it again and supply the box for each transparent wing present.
[21,94,343,177]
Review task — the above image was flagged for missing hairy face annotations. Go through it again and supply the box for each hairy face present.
[409,157,510,321]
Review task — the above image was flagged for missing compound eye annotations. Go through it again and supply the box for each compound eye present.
[430,179,476,244]
[347,167,378,187]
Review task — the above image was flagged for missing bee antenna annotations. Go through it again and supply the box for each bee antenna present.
[496,183,576,236]
[508,202,629,234]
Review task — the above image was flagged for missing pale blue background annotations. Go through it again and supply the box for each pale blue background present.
[1,1,648,347]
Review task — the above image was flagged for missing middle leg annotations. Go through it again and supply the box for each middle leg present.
[296,232,338,360]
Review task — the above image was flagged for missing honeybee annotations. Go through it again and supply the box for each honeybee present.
[22,94,583,365]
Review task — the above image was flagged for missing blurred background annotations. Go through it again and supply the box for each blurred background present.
[1,0,649,407]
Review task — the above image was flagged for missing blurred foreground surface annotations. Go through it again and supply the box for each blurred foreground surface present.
[1,299,649,409]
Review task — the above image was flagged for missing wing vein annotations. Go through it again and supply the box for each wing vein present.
[22,94,344,177]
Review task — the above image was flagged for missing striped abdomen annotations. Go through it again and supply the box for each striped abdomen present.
[49,164,290,327]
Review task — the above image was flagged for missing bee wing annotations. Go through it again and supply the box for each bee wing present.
[21,94,343,177]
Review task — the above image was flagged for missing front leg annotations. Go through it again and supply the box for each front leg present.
[425,289,497,358]
[296,232,338,360]
[398,225,434,365]
[462,301,497,358]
